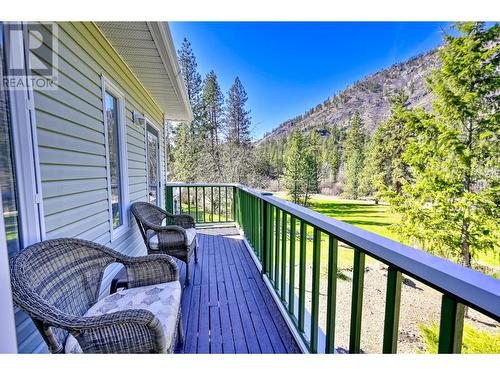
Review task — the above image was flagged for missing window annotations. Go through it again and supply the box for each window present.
[102,77,128,239]
[0,22,44,255]
[0,24,21,256]
[146,122,160,205]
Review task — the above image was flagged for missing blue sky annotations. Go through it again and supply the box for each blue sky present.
[170,22,449,140]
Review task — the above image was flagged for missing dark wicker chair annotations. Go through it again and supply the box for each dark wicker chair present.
[10,238,183,354]
[131,202,198,285]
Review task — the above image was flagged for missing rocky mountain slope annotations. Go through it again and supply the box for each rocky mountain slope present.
[259,49,440,142]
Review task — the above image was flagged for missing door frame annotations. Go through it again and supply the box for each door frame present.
[5,22,45,246]
[144,118,162,207]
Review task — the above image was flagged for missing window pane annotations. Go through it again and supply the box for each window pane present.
[105,91,122,229]
[0,23,22,256]
[147,126,159,205]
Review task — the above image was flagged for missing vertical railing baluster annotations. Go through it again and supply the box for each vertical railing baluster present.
[288,216,296,316]
[438,295,465,353]
[298,220,306,333]
[187,187,191,216]
[383,267,402,353]
[210,186,214,222]
[281,212,287,301]
[262,200,269,274]
[202,186,206,223]
[274,209,281,290]
[195,187,198,222]
[218,186,221,222]
[179,187,182,214]
[310,227,321,353]
[165,185,173,214]
[326,235,338,354]
[225,187,228,222]
[269,205,274,281]
[349,248,365,353]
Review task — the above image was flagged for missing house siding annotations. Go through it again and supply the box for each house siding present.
[15,21,167,353]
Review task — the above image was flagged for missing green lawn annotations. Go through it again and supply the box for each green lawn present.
[273,192,499,274]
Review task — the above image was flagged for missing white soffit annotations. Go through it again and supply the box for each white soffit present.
[96,22,193,122]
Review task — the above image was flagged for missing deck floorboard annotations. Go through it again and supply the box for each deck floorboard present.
[176,225,301,354]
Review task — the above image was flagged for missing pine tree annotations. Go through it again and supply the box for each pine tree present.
[171,122,197,182]
[323,126,345,183]
[223,77,254,184]
[177,38,202,128]
[225,77,251,146]
[303,130,321,204]
[344,112,368,199]
[363,91,413,201]
[393,22,500,267]
[283,129,308,204]
[172,38,203,182]
[200,70,225,181]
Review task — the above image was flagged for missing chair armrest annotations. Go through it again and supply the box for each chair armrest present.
[70,310,167,353]
[13,293,166,353]
[122,254,179,289]
[172,214,195,229]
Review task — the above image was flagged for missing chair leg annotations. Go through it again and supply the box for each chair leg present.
[185,260,190,286]
[177,314,185,346]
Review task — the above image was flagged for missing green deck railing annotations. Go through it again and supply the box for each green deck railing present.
[166,182,500,354]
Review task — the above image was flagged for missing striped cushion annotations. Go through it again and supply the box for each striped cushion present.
[65,281,182,353]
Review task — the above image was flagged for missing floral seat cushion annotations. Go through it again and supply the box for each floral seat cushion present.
[65,281,182,353]
[148,227,196,250]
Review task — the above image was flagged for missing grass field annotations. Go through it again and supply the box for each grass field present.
[273,192,499,274]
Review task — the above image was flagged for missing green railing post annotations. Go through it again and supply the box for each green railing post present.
[438,295,465,353]
[195,187,199,222]
[298,220,306,332]
[165,185,173,213]
[325,235,338,354]
[232,186,237,223]
[269,205,274,280]
[349,248,365,353]
[383,267,402,353]
[310,227,321,353]
[262,200,269,275]
[288,216,296,316]
[202,186,206,222]
[280,213,287,301]
[274,209,281,290]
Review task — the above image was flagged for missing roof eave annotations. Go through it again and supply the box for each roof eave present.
[147,22,194,122]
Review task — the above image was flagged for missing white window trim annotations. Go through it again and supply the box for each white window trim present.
[144,117,164,208]
[0,193,17,353]
[101,75,130,242]
[7,22,45,246]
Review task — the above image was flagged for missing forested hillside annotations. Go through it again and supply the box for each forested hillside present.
[259,49,439,142]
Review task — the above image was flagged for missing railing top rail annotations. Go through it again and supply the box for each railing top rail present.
[165,182,500,319]
[166,182,235,188]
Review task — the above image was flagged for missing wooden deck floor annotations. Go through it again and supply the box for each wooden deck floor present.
[175,225,301,354]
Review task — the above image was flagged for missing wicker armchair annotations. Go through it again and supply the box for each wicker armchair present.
[10,238,183,354]
[131,202,198,285]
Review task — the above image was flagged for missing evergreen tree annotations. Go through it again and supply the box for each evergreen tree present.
[393,22,500,267]
[363,91,413,201]
[304,130,321,203]
[283,129,308,204]
[323,126,345,183]
[171,122,197,182]
[225,77,251,146]
[177,38,203,127]
[344,112,368,199]
[172,38,203,182]
[223,77,254,184]
[200,70,225,181]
